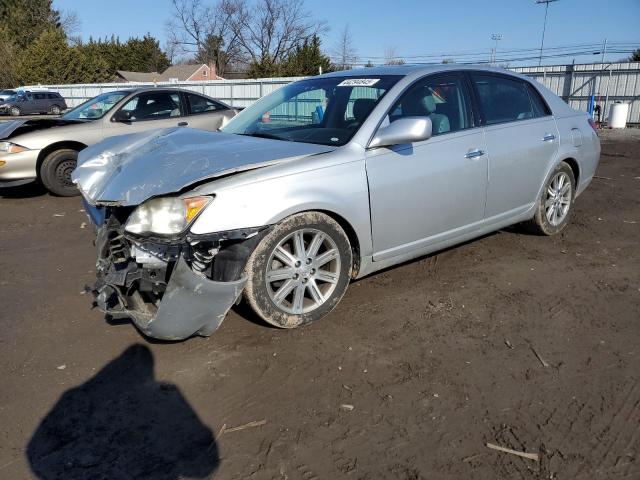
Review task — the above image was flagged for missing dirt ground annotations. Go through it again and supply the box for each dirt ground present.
[0,131,638,480]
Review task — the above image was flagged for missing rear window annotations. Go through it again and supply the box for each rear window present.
[471,73,546,125]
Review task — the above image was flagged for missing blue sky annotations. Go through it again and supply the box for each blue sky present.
[54,0,640,66]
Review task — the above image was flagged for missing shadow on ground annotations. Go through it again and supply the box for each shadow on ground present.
[0,181,48,199]
[27,344,219,479]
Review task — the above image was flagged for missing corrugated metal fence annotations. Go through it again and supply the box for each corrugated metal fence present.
[23,77,306,109]
[511,62,640,124]
[24,61,640,124]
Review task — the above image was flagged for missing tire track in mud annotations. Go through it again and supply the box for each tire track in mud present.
[485,380,640,479]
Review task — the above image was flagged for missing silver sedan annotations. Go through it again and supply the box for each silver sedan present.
[0,88,237,195]
[74,65,600,340]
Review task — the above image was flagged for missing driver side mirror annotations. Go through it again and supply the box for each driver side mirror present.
[369,117,432,148]
[112,110,132,122]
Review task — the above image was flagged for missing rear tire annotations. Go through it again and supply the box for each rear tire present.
[244,212,352,328]
[10,106,20,116]
[49,105,61,115]
[526,161,575,235]
[40,149,80,196]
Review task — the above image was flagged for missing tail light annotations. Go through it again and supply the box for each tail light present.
[588,117,598,133]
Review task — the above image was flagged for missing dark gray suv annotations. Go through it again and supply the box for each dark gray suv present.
[0,90,68,116]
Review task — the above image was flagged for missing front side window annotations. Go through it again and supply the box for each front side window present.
[388,74,472,135]
[186,93,225,115]
[472,74,540,125]
[222,75,402,146]
[117,92,182,121]
[34,93,45,100]
[62,91,128,120]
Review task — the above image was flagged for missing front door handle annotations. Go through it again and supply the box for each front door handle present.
[465,149,486,159]
[543,133,556,142]
[178,121,189,127]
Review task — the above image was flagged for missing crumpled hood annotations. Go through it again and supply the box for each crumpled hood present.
[73,127,335,206]
[0,118,87,140]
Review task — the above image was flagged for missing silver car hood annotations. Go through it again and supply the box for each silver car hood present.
[73,127,336,206]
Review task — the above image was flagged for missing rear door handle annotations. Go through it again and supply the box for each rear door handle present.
[465,149,486,159]
[178,121,188,127]
[543,133,556,142]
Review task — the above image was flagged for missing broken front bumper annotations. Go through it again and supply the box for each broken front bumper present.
[96,253,246,340]
[92,214,259,341]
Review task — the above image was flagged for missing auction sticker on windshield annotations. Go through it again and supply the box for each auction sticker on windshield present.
[337,79,380,87]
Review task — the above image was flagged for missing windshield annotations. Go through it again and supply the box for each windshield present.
[222,75,402,146]
[62,91,128,120]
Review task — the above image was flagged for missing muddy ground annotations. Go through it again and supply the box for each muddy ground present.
[0,131,638,479]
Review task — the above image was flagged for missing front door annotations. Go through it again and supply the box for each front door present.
[366,73,488,262]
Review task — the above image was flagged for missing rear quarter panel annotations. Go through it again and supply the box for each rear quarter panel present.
[554,112,600,196]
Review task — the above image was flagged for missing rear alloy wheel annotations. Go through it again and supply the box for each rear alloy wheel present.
[10,106,20,116]
[244,212,352,328]
[40,149,80,196]
[49,104,61,115]
[527,161,575,235]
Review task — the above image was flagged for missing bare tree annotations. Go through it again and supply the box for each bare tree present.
[231,0,327,66]
[166,0,244,75]
[384,46,404,65]
[332,24,357,70]
[60,10,81,37]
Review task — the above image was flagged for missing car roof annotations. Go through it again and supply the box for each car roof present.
[320,64,527,79]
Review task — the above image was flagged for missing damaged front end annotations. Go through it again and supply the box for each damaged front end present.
[92,208,264,340]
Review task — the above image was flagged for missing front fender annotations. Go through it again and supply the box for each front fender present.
[189,160,373,257]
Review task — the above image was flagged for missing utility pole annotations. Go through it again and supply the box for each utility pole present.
[601,38,608,63]
[491,34,503,66]
[536,0,559,66]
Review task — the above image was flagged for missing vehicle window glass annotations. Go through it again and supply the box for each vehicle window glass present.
[526,83,551,117]
[34,93,45,100]
[186,93,224,114]
[119,92,182,121]
[389,75,471,135]
[472,74,537,125]
[62,91,127,120]
[344,87,385,122]
[222,76,401,147]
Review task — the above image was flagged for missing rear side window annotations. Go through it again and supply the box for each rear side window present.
[34,93,45,100]
[526,83,551,117]
[186,93,225,115]
[471,74,542,125]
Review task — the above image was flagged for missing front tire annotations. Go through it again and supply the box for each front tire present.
[10,106,20,116]
[527,161,575,235]
[49,104,61,115]
[40,149,80,196]
[244,212,353,328]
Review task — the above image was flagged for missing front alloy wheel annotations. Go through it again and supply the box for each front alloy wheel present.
[244,212,352,328]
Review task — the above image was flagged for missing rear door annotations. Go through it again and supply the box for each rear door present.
[183,92,232,131]
[469,72,558,218]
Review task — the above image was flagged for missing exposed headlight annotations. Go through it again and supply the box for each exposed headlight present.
[0,142,29,154]
[125,196,212,235]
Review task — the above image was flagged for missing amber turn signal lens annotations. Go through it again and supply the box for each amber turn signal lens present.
[184,196,212,223]
[0,160,6,167]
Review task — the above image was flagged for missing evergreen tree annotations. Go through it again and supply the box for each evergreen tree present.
[16,29,110,85]
[281,36,333,76]
[630,49,640,62]
[0,0,61,49]
[247,35,333,78]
